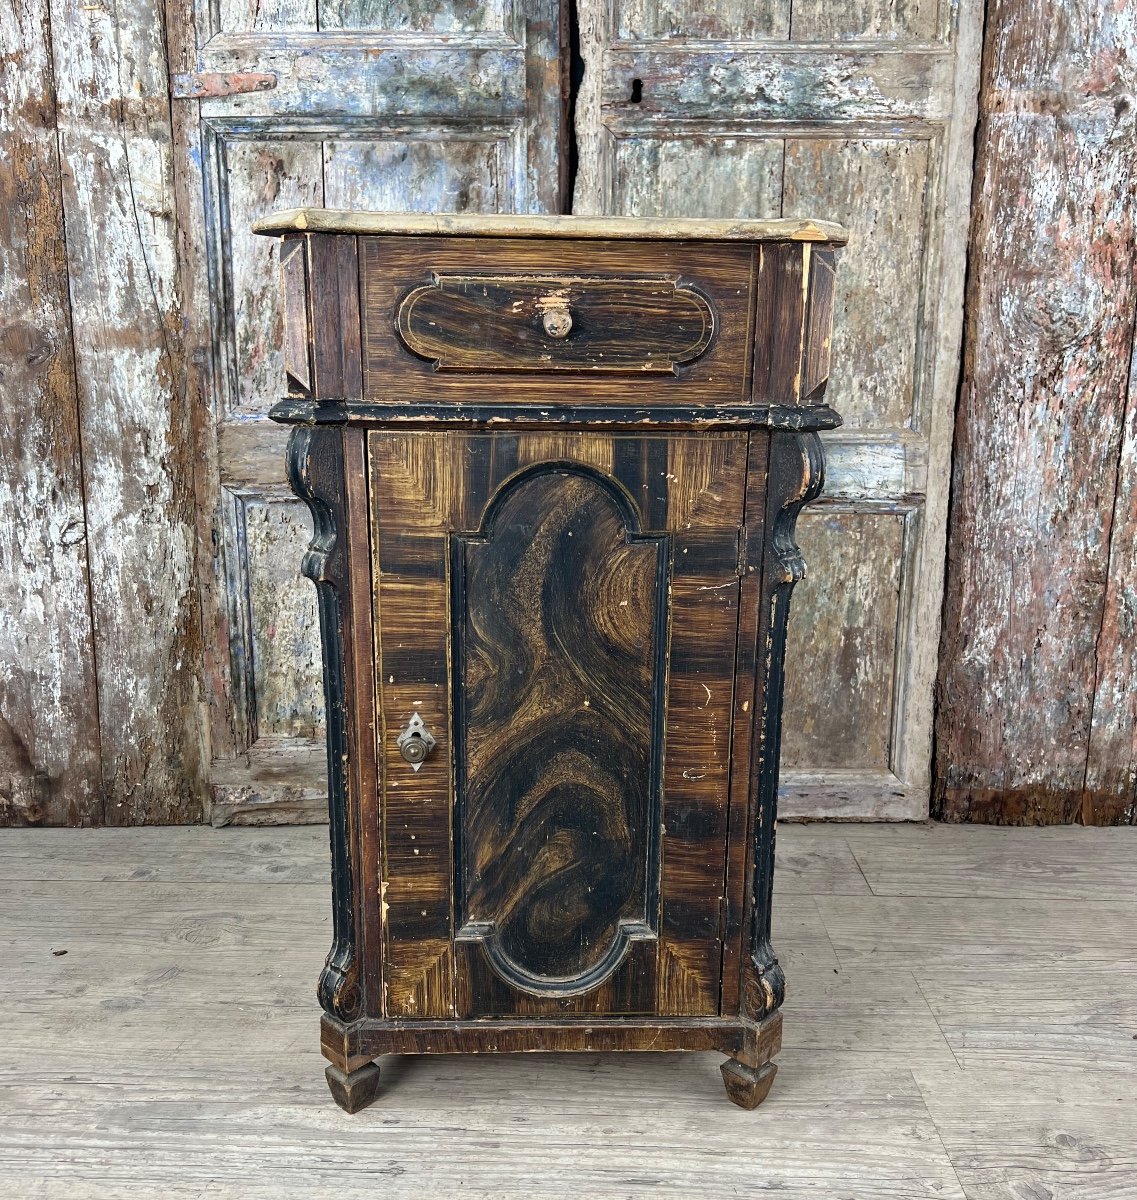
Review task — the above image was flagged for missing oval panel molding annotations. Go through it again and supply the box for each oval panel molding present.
[452,463,669,997]
[396,273,716,374]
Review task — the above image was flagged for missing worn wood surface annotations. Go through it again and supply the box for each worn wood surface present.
[256,208,846,241]
[164,0,239,777]
[11,0,1132,832]
[656,435,750,1018]
[574,0,984,821]
[455,469,663,1002]
[323,1013,781,1066]
[3,822,1136,1195]
[0,0,101,825]
[2,0,206,825]
[209,738,327,826]
[174,0,567,823]
[1086,327,1137,824]
[49,0,204,823]
[367,432,455,1019]
[269,227,841,1092]
[287,426,365,1023]
[239,501,324,740]
[935,0,1137,825]
[782,508,906,772]
[366,430,762,1022]
[397,274,716,374]
[737,432,823,1026]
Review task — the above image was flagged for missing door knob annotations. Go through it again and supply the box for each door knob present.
[397,712,436,771]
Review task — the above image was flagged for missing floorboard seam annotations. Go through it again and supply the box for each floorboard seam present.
[912,971,963,1072]
[807,894,846,971]
[845,840,876,896]
[909,1068,972,1200]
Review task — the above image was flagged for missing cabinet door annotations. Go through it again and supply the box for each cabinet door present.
[369,430,750,1019]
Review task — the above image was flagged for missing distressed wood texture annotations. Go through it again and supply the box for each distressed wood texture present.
[574,0,984,820]
[11,824,1137,1198]
[935,0,1137,825]
[1,0,204,824]
[256,209,845,240]
[285,424,381,1021]
[397,274,715,374]
[0,0,101,826]
[52,0,204,823]
[208,738,327,826]
[5,823,1137,1198]
[162,0,566,823]
[455,468,665,1007]
[322,1011,783,1070]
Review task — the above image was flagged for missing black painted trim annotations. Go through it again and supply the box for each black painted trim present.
[269,397,843,432]
[748,431,826,1018]
[287,426,362,1022]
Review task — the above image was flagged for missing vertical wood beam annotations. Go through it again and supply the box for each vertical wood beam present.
[0,0,102,825]
[164,0,243,775]
[935,0,1137,825]
[1084,339,1137,825]
[48,0,206,822]
[569,0,607,215]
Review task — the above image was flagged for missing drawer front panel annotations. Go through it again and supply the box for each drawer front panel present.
[397,274,714,373]
[369,430,751,1019]
[363,237,757,406]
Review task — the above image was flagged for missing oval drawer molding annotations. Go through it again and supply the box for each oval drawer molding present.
[395,274,716,374]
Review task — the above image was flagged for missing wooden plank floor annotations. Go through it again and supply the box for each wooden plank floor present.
[1,823,1135,1199]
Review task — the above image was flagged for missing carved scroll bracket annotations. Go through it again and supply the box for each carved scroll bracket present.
[745,431,825,1021]
[287,426,362,1022]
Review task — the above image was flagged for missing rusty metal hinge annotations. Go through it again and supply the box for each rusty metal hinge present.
[170,72,277,100]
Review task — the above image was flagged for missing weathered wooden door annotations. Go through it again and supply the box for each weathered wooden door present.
[369,430,747,1019]
[573,0,982,818]
[167,0,565,821]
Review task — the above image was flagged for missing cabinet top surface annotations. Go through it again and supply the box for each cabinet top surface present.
[252,208,848,245]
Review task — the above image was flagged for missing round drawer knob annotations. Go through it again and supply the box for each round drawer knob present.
[541,303,573,339]
[400,736,429,765]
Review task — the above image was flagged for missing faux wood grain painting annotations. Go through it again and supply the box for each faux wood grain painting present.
[454,466,667,996]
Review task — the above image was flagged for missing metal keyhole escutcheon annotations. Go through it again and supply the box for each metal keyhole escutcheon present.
[397,711,436,771]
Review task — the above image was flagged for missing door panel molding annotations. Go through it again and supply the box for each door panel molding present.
[168,0,564,821]
[575,0,983,819]
[367,430,747,1019]
[451,464,669,1000]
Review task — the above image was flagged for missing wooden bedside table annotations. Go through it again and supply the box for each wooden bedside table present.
[254,209,846,1112]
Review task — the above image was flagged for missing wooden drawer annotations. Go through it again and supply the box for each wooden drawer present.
[362,236,757,406]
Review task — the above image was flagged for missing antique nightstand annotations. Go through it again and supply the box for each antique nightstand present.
[254,209,845,1112]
